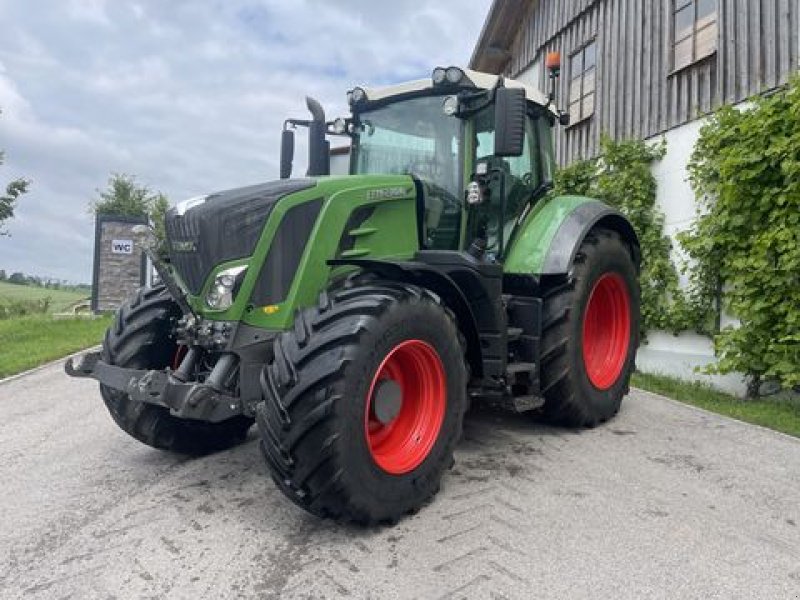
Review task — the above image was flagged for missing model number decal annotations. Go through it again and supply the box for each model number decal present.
[367,187,409,201]
[171,240,197,252]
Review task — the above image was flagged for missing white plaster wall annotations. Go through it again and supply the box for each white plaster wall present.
[638,113,748,396]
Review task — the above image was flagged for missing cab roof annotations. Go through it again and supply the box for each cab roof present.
[357,67,556,115]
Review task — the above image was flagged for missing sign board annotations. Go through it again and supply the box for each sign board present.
[91,215,148,313]
[111,239,134,254]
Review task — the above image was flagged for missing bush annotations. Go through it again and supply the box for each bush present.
[681,76,800,395]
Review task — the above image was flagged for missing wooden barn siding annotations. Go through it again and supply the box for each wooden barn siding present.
[505,0,800,165]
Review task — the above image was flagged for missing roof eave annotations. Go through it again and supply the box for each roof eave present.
[469,0,533,74]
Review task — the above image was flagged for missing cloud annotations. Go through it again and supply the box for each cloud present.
[0,0,491,282]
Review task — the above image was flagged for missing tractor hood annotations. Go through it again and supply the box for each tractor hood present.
[165,178,316,294]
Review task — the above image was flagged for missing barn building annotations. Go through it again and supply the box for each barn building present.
[471,0,799,393]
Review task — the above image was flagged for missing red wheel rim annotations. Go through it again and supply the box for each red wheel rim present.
[364,340,447,475]
[582,273,631,390]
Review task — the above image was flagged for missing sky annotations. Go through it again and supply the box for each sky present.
[0,0,492,283]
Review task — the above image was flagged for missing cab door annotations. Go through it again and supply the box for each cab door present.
[467,107,545,259]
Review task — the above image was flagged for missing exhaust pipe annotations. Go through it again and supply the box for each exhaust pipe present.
[306,96,330,177]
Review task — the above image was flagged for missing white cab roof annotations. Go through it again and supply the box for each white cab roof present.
[361,68,554,113]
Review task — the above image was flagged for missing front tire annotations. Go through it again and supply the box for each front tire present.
[100,285,253,455]
[539,228,640,427]
[256,282,467,524]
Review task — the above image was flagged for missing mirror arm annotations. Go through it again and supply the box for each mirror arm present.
[284,119,310,129]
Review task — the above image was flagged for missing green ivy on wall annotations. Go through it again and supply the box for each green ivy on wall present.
[553,135,698,337]
[680,76,800,396]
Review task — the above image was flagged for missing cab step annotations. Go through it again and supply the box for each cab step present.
[507,326,523,342]
[506,361,536,376]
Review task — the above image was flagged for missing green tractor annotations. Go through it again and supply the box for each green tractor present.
[67,64,640,524]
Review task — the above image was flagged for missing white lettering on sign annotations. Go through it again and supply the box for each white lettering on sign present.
[111,239,134,254]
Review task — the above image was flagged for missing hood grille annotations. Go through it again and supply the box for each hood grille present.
[165,179,316,294]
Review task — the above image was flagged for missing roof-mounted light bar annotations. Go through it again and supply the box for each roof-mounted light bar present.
[431,66,473,88]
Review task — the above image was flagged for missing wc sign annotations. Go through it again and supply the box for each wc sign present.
[111,239,134,254]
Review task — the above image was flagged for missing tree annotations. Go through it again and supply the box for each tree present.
[150,193,170,258]
[1,109,30,236]
[90,173,170,252]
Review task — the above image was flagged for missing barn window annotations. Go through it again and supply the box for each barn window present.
[568,40,596,125]
[673,0,717,71]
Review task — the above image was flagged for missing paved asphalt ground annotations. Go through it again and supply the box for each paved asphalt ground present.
[1,360,799,600]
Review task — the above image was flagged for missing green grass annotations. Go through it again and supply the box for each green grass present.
[0,315,111,379]
[632,372,800,438]
[0,281,89,313]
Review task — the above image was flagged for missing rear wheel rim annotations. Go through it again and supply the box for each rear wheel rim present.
[582,273,631,390]
[365,340,447,475]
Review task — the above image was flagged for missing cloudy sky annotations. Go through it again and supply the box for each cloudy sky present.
[0,0,491,283]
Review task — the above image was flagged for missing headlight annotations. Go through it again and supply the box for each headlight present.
[206,265,247,310]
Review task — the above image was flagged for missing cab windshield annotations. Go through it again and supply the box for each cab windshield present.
[352,95,462,248]
[352,95,461,196]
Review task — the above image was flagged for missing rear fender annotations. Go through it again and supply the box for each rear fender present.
[505,196,640,276]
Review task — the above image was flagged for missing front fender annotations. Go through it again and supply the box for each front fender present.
[504,195,640,275]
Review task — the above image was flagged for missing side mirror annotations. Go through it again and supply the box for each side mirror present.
[494,87,526,157]
[280,128,295,179]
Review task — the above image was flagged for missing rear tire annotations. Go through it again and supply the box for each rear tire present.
[100,285,253,455]
[539,228,640,427]
[256,282,467,524]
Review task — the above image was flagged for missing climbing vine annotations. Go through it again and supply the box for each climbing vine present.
[680,76,800,395]
[553,135,697,337]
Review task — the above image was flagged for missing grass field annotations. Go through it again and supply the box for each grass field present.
[0,281,89,313]
[633,372,800,438]
[0,315,111,379]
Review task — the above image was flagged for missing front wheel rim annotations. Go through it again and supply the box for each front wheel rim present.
[582,272,631,390]
[365,340,447,475]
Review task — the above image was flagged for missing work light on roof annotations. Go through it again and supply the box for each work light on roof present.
[431,67,447,85]
[348,87,367,105]
[445,67,464,84]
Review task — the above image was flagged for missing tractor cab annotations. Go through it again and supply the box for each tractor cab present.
[281,66,562,261]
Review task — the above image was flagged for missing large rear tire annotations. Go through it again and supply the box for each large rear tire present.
[100,285,253,455]
[539,228,640,427]
[256,282,467,524]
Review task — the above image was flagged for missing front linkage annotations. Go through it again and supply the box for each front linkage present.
[65,244,262,424]
[65,348,243,423]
